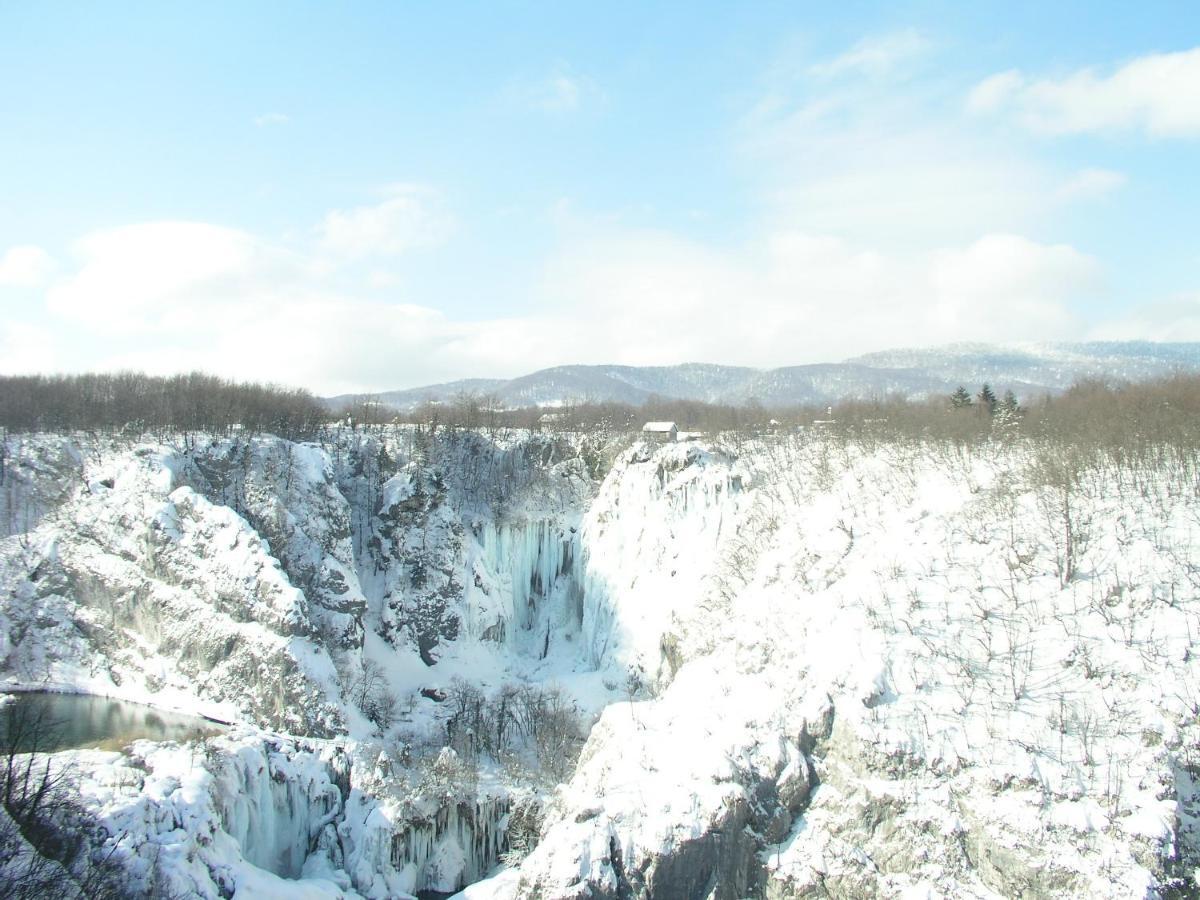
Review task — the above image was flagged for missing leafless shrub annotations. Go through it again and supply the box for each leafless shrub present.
[442,680,585,787]
[340,659,399,731]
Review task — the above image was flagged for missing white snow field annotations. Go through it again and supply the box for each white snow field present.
[1,427,1198,897]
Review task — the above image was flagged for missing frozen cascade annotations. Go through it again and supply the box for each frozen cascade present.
[211,737,344,879]
[390,799,511,894]
[579,445,744,670]
[471,518,583,649]
[340,791,511,897]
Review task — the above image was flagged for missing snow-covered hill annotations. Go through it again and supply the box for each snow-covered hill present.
[2,426,1199,897]
[326,341,1200,411]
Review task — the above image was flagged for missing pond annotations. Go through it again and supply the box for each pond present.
[0,691,225,752]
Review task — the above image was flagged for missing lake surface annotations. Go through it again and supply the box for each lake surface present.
[0,691,224,752]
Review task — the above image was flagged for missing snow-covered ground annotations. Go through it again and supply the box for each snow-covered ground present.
[1,428,1198,897]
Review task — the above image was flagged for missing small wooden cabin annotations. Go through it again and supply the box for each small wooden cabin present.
[642,421,678,442]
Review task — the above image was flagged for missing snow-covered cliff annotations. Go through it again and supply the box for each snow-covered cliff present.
[0,429,595,732]
[0,427,602,896]
[0,436,346,735]
[472,439,1200,898]
[3,428,1199,898]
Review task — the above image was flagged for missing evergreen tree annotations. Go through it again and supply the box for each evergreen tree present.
[992,390,1021,434]
[977,383,998,415]
[950,386,973,408]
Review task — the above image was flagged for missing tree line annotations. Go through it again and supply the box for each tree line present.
[4,370,1199,460]
[826,375,1200,453]
[0,372,325,440]
[340,373,1200,456]
[342,391,793,435]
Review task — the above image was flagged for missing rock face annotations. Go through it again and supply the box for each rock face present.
[346,429,593,665]
[0,437,346,735]
[187,438,368,651]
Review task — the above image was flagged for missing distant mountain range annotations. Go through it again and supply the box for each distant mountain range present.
[324,341,1200,411]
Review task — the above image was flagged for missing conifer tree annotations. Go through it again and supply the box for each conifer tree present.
[992,390,1021,434]
[977,383,998,415]
[950,386,973,408]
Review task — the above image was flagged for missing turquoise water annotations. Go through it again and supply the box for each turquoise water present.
[0,691,224,752]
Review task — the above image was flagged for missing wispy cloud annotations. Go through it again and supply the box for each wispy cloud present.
[967,47,1200,137]
[742,72,1064,245]
[808,28,932,80]
[965,70,1024,115]
[1053,167,1127,203]
[317,184,453,260]
[254,112,290,127]
[503,67,600,114]
[532,74,581,112]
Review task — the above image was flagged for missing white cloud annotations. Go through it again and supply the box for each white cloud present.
[254,112,290,127]
[22,198,1103,393]
[96,296,475,395]
[45,222,272,330]
[18,204,481,394]
[0,245,56,287]
[0,322,60,373]
[965,69,1024,115]
[318,184,452,259]
[536,228,1094,368]
[968,47,1200,137]
[809,28,932,79]
[928,234,1098,337]
[26,219,471,393]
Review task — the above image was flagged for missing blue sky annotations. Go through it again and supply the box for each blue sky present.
[1,1,1198,393]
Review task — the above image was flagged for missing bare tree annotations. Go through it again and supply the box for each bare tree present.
[0,699,128,898]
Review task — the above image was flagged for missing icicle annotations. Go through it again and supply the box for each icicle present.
[213,740,347,880]
[473,518,582,652]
